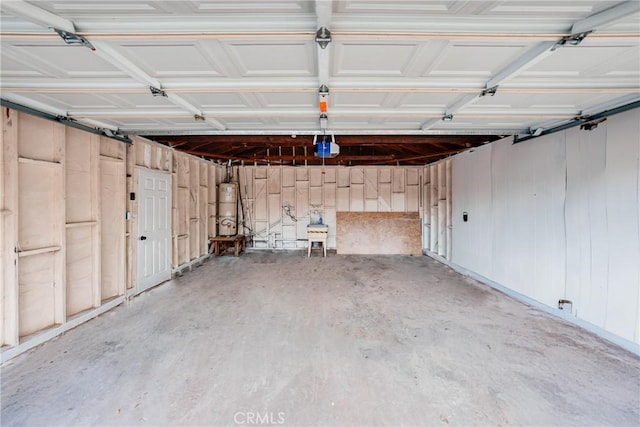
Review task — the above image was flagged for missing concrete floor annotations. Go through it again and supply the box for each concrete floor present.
[2,251,639,426]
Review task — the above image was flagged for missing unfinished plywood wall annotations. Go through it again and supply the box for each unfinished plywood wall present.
[16,113,65,338]
[0,109,124,346]
[170,151,218,268]
[128,138,172,289]
[100,138,126,301]
[66,128,100,315]
[238,166,424,250]
[125,138,217,277]
[422,159,452,260]
[0,109,220,354]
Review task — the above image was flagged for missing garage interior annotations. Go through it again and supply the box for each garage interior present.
[1,1,639,425]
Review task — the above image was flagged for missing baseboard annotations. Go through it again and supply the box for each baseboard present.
[1,296,126,365]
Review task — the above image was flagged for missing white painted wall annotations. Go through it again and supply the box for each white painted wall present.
[451,108,640,346]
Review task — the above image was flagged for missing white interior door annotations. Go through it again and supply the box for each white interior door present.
[137,169,171,292]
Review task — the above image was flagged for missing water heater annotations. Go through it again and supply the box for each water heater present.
[218,182,238,236]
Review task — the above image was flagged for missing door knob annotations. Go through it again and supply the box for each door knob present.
[139,236,147,240]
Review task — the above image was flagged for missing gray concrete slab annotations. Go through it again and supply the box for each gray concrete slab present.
[2,251,639,426]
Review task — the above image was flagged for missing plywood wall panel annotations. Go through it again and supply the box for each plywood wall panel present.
[268,168,281,194]
[324,208,337,248]
[282,225,296,241]
[189,220,199,260]
[282,167,295,187]
[310,186,322,206]
[407,185,419,212]
[65,130,93,223]
[254,220,269,243]
[310,168,323,187]
[99,137,125,160]
[66,226,95,316]
[281,187,296,225]
[324,183,336,207]
[136,143,151,168]
[336,187,350,212]
[19,253,57,337]
[393,168,405,192]
[239,167,253,200]
[407,168,419,186]
[178,236,188,265]
[378,183,392,212]
[365,169,378,199]
[177,154,190,188]
[199,187,208,241]
[295,180,309,213]
[18,163,59,251]
[365,199,378,212]
[350,184,364,211]
[295,181,310,241]
[100,158,125,301]
[189,186,199,219]
[189,158,199,190]
[379,168,391,183]
[255,167,268,180]
[178,188,189,236]
[199,162,208,186]
[296,168,308,182]
[17,114,63,162]
[323,168,336,183]
[2,107,20,346]
[336,212,421,255]
[338,168,350,188]
[254,180,268,221]
[153,146,164,170]
[351,168,364,184]
[268,193,281,226]
[392,192,405,212]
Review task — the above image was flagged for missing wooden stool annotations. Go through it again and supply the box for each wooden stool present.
[209,235,246,257]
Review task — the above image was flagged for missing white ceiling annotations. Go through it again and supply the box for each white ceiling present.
[1,0,639,138]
